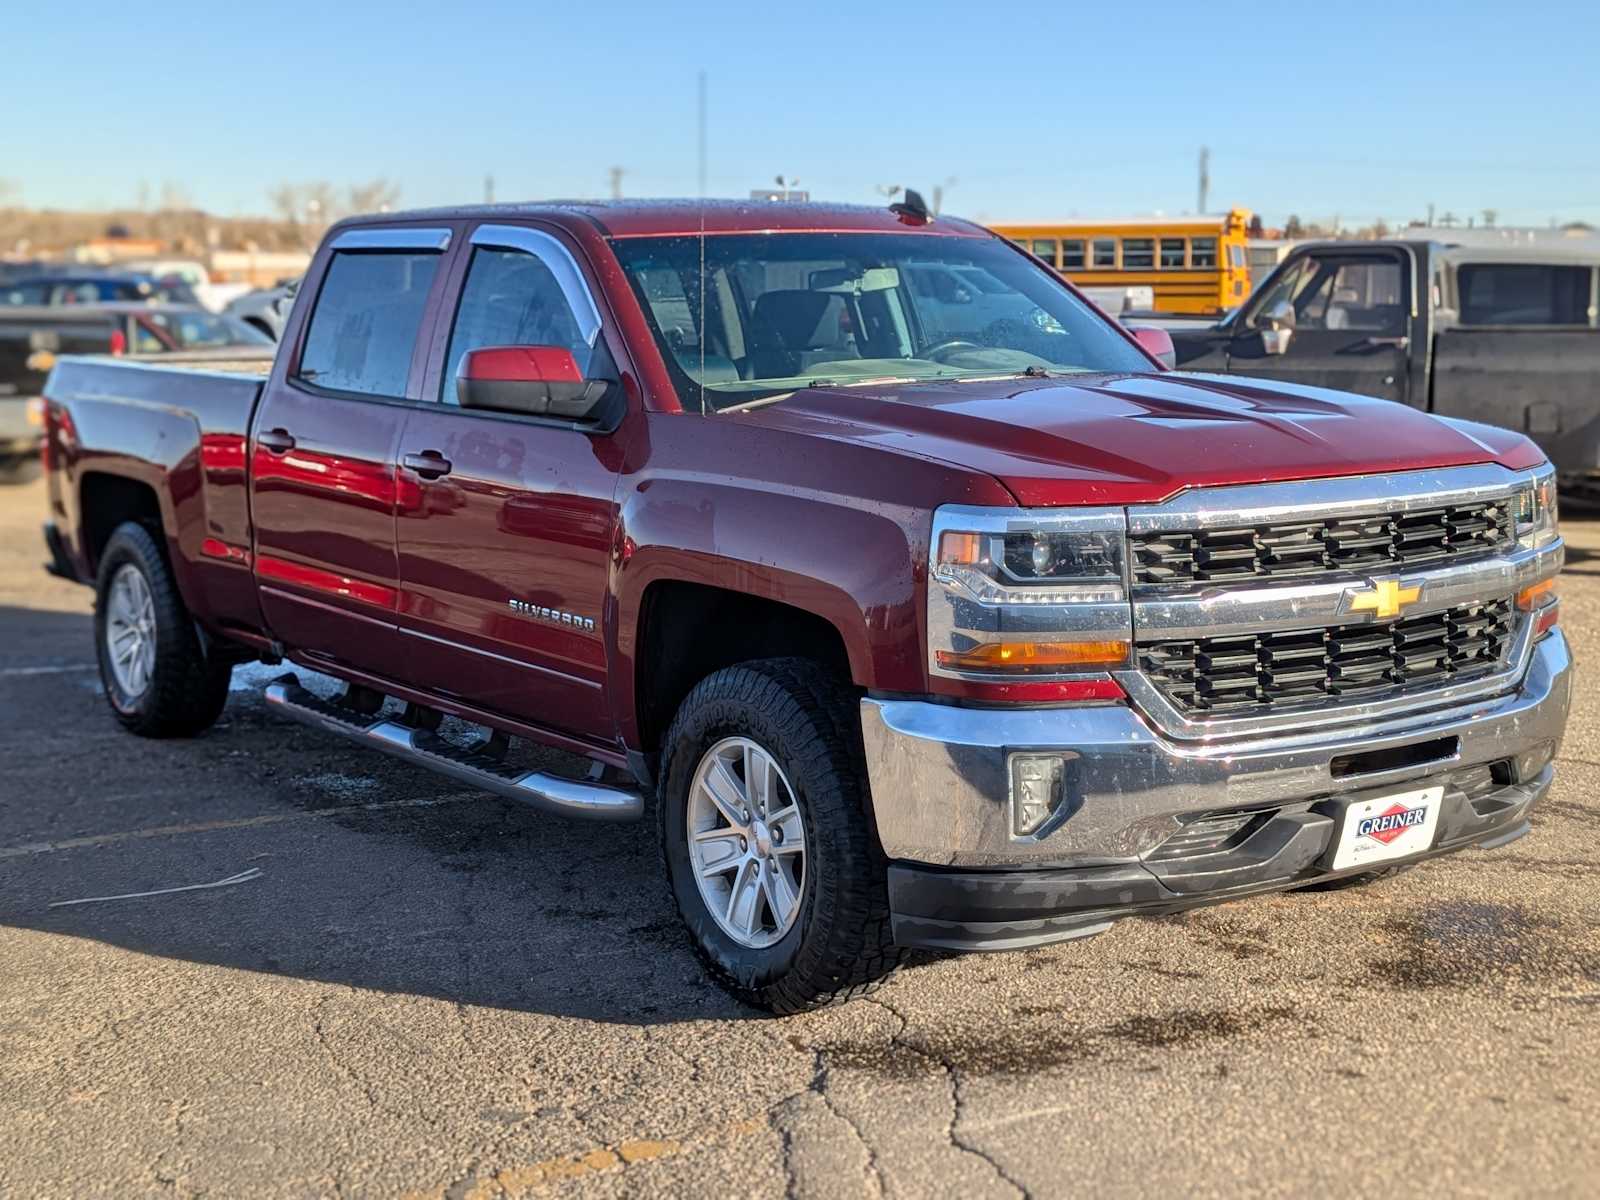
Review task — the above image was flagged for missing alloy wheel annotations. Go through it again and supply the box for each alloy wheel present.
[105,563,157,698]
[686,736,807,949]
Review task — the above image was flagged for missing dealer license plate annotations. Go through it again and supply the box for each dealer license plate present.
[1331,785,1444,872]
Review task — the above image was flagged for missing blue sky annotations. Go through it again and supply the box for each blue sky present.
[8,1,1598,227]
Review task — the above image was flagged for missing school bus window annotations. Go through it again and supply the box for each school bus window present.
[1191,237,1218,268]
[1229,245,1247,268]
[1123,238,1155,269]
[1030,239,1058,265]
[1160,238,1186,269]
[1092,238,1117,268]
[1060,239,1086,269]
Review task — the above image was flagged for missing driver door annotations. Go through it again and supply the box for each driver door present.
[1225,248,1413,405]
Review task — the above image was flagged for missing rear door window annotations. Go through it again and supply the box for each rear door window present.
[297,250,441,397]
[1457,264,1593,326]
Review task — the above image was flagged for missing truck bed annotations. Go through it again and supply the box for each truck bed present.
[43,356,270,632]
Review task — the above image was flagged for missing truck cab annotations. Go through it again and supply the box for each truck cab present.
[1171,239,1600,483]
[38,202,1572,1014]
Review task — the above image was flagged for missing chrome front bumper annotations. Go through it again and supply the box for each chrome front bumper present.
[862,629,1571,869]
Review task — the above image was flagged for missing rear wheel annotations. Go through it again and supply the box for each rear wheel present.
[659,658,906,1014]
[94,522,232,737]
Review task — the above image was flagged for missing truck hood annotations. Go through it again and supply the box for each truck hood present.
[738,371,1538,506]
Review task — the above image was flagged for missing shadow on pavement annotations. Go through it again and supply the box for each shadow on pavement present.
[0,605,754,1027]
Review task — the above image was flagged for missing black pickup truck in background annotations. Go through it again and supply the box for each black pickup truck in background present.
[1171,241,1600,496]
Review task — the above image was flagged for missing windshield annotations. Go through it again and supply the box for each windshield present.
[610,231,1151,412]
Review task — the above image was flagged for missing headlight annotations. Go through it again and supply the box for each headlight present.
[1514,467,1558,550]
[928,506,1132,683]
[936,527,1124,604]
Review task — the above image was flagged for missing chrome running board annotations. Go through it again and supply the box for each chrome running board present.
[263,675,643,822]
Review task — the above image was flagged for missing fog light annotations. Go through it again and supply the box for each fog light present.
[1010,754,1067,836]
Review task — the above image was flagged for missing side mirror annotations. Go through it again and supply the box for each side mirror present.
[1256,300,1296,356]
[1260,300,1296,330]
[457,345,610,420]
[1128,325,1176,370]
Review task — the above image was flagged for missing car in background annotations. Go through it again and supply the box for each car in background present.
[2,272,199,308]
[0,303,272,484]
[119,259,254,313]
[223,280,298,340]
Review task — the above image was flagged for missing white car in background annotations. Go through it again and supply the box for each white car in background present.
[120,259,252,313]
[223,280,298,340]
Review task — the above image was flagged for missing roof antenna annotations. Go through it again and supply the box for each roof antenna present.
[889,188,933,225]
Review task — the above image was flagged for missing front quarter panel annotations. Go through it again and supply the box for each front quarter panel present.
[610,410,1015,746]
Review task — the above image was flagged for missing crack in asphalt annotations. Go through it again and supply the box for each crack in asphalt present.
[811,1039,887,1199]
[864,995,1030,1200]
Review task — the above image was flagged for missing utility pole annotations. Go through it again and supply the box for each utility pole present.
[1427,201,1436,227]
[697,71,707,199]
[608,167,625,200]
[1197,146,1210,214]
[484,174,495,205]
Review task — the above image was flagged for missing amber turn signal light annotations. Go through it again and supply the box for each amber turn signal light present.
[938,531,985,566]
[936,639,1130,671]
[1516,579,1557,611]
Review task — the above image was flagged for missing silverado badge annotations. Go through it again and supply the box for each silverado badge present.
[1349,578,1421,620]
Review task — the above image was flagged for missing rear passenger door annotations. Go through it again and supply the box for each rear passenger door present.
[390,223,625,742]
[1432,262,1600,471]
[1226,248,1413,404]
[248,227,452,675]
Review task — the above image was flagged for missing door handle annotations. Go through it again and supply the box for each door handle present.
[402,451,453,480]
[257,428,296,454]
[1360,335,1409,350]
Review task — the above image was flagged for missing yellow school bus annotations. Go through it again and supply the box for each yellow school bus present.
[987,209,1254,315]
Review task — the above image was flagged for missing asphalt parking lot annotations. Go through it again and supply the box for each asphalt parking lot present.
[1,477,1597,1199]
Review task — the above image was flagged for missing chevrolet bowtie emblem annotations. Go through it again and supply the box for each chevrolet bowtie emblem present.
[1350,578,1421,620]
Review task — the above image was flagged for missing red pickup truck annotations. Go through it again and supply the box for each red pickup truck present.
[40,199,1570,1013]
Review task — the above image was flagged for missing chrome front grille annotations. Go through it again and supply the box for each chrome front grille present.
[1139,599,1516,715]
[1129,499,1513,586]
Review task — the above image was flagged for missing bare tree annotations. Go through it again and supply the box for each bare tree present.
[347,178,400,216]
[268,179,401,249]
[159,181,193,212]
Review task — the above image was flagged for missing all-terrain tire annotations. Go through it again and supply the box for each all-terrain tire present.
[658,658,908,1014]
[94,521,232,737]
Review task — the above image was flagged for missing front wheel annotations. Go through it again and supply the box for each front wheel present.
[658,658,905,1014]
[94,522,233,737]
